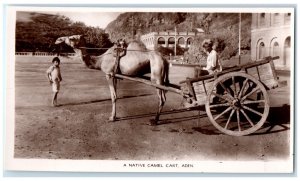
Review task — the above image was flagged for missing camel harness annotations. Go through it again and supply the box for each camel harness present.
[112,39,127,76]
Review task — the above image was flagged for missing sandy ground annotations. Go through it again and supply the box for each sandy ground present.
[13,56,291,161]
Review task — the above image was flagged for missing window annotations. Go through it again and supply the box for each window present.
[284,37,291,66]
[258,42,265,59]
[259,13,266,26]
[272,42,280,57]
[284,13,291,24]
[273,13,280,25]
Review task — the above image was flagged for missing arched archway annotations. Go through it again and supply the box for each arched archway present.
[270,37,280,58]
[257,41,265,59]
[178,37,185,45]
[168,37,175,47]
[284,36,291,67]
[187,37,193,47]
[272,42,280,57]
[157,37,165,46]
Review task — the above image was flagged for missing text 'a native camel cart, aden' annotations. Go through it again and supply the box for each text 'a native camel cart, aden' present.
[55,34,285,136]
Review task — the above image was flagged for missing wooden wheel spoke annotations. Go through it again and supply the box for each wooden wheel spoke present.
[240,109,254,127]
[242,100,265,105]
[242,105,263,117]
[238,78,249,99]
[236,110,241,131]
[211,92,230,102]
[241,86,260,101]
[232,76,237,97]
[219,82,234,99]
[225,109,235,129]
[209,102,230,108]
[214,107,232,121]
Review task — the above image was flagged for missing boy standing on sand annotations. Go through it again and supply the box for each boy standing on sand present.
[46,57,62,107]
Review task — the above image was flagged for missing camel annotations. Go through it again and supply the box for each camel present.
[55,35,169,125]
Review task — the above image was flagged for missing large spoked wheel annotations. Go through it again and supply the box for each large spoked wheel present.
[205,72,270,136]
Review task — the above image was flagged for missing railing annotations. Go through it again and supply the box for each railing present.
[15,52,76,56]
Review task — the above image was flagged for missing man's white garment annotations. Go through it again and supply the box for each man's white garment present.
[203,49,221,74]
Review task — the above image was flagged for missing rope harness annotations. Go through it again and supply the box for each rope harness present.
[112,39,127,76]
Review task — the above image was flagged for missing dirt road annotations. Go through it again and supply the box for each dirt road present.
[13,56,291,161]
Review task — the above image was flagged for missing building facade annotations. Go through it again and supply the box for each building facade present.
[251,13,292,70]
[140,31,202,50]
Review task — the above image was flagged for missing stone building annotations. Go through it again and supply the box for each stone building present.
[251,13,292,71]
[140,30,203,50]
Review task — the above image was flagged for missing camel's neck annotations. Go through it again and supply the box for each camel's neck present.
[74,48,100,70]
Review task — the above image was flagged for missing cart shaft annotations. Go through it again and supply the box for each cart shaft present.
[114,74,182,95]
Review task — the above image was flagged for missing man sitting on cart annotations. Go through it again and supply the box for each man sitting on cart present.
[194,39,222,77]
[195,39,225,103]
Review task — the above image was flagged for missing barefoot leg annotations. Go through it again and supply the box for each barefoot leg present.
[52,92,58,107]
[106,75,117,121]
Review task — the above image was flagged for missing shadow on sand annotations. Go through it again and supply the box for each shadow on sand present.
[191,105,291,136]
[111,104,290,136]
[115,106,205,122]
[252,104,290,136]
[59,93,153,106]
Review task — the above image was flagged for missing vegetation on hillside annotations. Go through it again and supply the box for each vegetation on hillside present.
[16,12,113,55]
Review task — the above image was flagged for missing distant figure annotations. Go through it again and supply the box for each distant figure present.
[46,57,62,107]
[194,39,222,77]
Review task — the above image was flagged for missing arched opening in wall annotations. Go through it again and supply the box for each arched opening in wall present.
[284,36,291,67]
[157,37,165,46]
[178,37,185,47]
[168,37,175,47]
[272,42,280,57]
[259,13,266,27]
[273,13,280,25]
[258,42,265,59]
[284,13,291,25]
[187,38,193,47]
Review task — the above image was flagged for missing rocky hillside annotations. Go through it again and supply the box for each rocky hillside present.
[105,12,252,62]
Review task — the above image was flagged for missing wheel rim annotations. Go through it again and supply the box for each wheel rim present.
[205,72,270,136]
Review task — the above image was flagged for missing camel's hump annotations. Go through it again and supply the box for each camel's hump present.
[127,41,147,51]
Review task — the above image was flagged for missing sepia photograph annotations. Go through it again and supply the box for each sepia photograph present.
[4,5,294,173]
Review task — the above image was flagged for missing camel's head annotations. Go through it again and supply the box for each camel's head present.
[55,35,85,48]
[116,39,127,49]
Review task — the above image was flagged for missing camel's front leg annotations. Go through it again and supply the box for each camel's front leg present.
[106,74,117,121]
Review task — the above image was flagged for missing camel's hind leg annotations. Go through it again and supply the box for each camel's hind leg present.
[149,58,168,125]
[150,85,166,126]
[106,74,117,121]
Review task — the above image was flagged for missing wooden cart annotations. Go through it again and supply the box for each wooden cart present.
[115,56,283,136]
